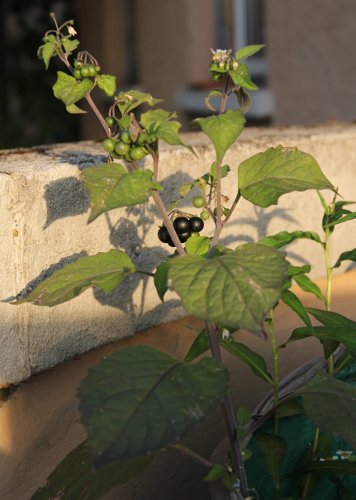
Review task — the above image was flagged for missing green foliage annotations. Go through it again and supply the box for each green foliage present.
[116,90,162,116]
[81,164,157,222]
[169,243,289,332]
[334,248,356,268]
[255,432,286,485]
[153,261,169,302]
[292,273,325,302]
[298,374,356,450]
[235,44,265,61]
[53,71,94,106]
[194,110,246,163]
[61,37,79,55]
[31,441,152,500]
[79,345,229,467]
[220,338,273,383]
[281,289,313,328]
[37,34,58,69]
[259,230,322,249]
[229,63,258,91]
[185,235,211,256]
[96,74,116,96]
[184,328,209,362]
[140,109,194,152]
[13,250,135,306]
[238,146,335,207]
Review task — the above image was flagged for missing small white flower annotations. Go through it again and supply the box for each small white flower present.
[67,26,77,37]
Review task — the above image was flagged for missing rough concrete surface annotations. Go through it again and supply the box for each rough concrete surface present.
[1,124,356,386]
[0,271,355,500]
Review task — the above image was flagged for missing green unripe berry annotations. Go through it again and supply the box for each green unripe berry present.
[200,209,210,221]
[73,68,82,79]
[193,196,205,208]
[95,65,101,73]
[102,138,116,153]
[80,66,90,78]
[114,141,130,156]
[74,60,83,69]
[121,130,131,144]
[130,146,146,161]
[88,64,96,77]
[105,117,115,128]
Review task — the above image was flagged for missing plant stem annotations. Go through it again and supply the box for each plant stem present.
[86,92,111,136]
[206,323,249,497]
[301,427,320,498]
[170,443,213,469]
[152,191,186,255]
[323,228,334,374]
[267,309,280,436]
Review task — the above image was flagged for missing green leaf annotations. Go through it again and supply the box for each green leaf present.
[281,289,313,328]
[221,339,273,383]
[153,261,169,302]
[287,325,356,358]
[235,87,251,112]
[81,164,156,222]
[255,432,286,486]
[288,264,311,276]
[194,110,246,163]
[31,441,152,500]
[293,274,325,302]
[184,328,209,363]
[140,109,194,153]
[116,90,162,116]
[61,37,79,55]
[235,44,265,61]
[38,34,57,69]
[307,307,356,329]
[96,74,116,97]
[169,243,289,332]
[259,230,322,249]
[13,250,135,306]
[326,211,356,228]
[275,399,304,419]
[53,71,94,106]
[334,248,356,268]
[290,459,356,478]
[204,89,222,112]
[298,374,356,449]
[204,464,226,482]
[229,63,258,91]
[66,103,87,114]
[238,146,335,208]
[79,345,229,467]
[211,162,230,181]
[185,236,211,256]
[236,406,251,427]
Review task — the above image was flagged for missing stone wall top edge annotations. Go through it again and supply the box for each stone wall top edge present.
[1,122,356,174]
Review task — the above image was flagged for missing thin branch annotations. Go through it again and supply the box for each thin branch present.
[152,191,186,255]
[170,443,213,469]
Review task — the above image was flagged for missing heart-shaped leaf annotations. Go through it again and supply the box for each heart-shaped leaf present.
[53,71,94,106]
[169,243,289,332]
[238,146,335,207]
[194,110,246,163]
[79,345,229,467]
[81,164,156,222]
[13,250,135,306]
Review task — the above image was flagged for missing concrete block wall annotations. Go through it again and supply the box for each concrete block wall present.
[1,124,356,387]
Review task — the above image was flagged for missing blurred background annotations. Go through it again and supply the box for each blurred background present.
[2,0,356,149]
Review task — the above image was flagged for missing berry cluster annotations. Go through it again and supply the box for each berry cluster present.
[158,216,204,247]
[102,129,148,161]
[73,60,101,79]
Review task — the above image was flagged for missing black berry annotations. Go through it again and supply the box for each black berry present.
[189,216,204,233]
[158,226,171,243]
[173,217,190,234]
[178,231,191,243]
